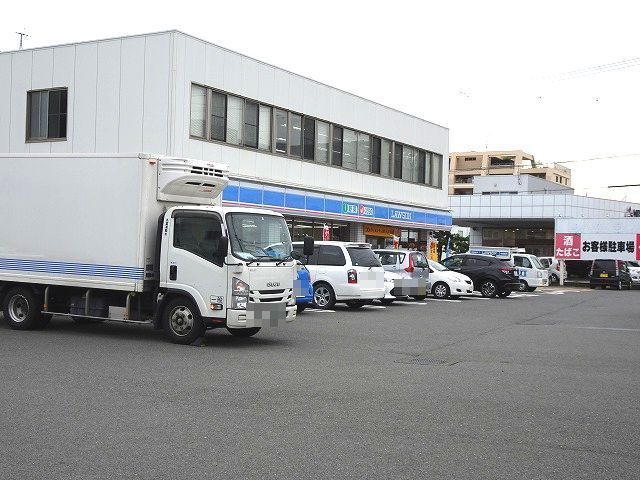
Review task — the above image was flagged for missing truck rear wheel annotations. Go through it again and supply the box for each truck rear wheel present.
[162,297,205,344]
[2,287,44,330]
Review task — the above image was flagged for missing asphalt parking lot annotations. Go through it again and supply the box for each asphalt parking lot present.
[1,287,639,479]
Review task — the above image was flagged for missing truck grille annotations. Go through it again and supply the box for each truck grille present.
[250,289,292,303]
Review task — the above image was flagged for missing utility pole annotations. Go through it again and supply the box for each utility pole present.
[16,31,29,50]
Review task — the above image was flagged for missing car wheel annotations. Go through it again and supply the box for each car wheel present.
[480,279,498,298]
[590,285,596,289]
[412,295,427,301]
[313,283,336,310]
[227,327,261,337]
[526,287,537,292]
[162,297,205,345]
[346,300,366,309]
[431,282,450,299]
[296,303,307,314]
[497,290,511,298]
[616,280,622,290]
[517,280,528,292]
[550,274,559,284]
[380,299,394,305]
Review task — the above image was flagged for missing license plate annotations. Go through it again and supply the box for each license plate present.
[599,273,608,278]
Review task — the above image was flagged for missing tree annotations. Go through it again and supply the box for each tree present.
[432,231,470,260]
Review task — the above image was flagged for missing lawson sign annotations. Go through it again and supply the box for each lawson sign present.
[222,182,452,228]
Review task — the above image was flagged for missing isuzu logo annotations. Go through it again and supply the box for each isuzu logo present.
[267,281,280,287]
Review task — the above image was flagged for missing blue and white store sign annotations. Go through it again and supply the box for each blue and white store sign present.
[222,181,452,230]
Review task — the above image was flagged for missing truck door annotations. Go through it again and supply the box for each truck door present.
[163,210,228,317]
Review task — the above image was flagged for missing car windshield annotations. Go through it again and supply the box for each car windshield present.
[347,247,381,267]
[226,213,292,261]
[428,260,448,271]
[376,251,405,266]
[530,256,544,269]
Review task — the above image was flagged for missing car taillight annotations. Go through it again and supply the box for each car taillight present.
[347,269,357,284]
[616,261,621,276]
[405,255,414,273]
[499,267,512,275]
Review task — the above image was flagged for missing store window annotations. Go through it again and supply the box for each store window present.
[258,105,271,151]
[316,121,330,163]
[303,117,315,160]
[342,128,357,170]
[243,101,259,149]
[210,92,226,142]
[275,109,288,154]
[226,95,243,145]
[189,85,207,138]
[289,113,302,157]
[332,126,343,166]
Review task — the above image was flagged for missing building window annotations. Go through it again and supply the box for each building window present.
[303,117,315,160]
[275,109,288,154]
[381,139,392,177]
[243,101,259,149]
[356,132,370,172]
[226,95,243,145]
[371,137,381,174]
[289,113,302,157]
[431,153,442,187]
[332,126,343,166]
[316,121,330,163]
[464,156,477,161]
[394,144,402,179]
[210,91,226,142]
[189,85,207,138]
[417,150,426,184]
[424,151,432,185]
[402,146,414,182]
[258,105,271,151]
[342,129,357,170]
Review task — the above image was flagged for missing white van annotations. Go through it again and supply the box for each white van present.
[292,241,385,309]
[512,253,549,292]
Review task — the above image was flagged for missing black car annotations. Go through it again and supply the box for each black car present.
[589,259,632,290]
[441,254,521,297]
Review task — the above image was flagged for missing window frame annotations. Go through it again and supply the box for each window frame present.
[26,87,68,142]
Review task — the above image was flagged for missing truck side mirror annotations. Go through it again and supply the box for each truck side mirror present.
[291,250,302,260]
[219,235,229,258]
[303,236,315,256]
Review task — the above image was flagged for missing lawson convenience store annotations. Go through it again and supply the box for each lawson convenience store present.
[221,180,453,249]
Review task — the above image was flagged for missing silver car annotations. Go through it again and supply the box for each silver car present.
[373,249,430,299]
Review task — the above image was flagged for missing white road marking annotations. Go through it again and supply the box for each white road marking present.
[565,326,640,332]
[364,305,386,309]
[428,298,462,303]
[464,296,490,300]
[306,309,336,313]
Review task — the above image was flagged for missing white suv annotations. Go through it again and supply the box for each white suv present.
[292,241,386,309]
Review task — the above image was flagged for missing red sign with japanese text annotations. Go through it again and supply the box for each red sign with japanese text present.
[555,233,581,259]
[637,234,640,260]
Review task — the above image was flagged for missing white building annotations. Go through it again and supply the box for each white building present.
[0,30,451,249]
[450,174,640,256]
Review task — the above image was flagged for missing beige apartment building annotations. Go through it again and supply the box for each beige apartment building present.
[448,150,571,195]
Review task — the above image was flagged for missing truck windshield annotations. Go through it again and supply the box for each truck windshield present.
[226,213,293,262]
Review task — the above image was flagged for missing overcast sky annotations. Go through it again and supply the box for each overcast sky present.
[2,0,639,202]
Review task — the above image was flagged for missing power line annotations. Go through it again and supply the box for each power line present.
[543,57,640,81]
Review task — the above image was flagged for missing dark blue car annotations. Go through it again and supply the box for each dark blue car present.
[295,264,314,313]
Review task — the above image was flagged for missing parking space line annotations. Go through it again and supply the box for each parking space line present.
[428,298,462,303]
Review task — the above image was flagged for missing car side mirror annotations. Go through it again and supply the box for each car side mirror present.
[291,250,302,260]
[219,235,229,258]
[303,236,315,256]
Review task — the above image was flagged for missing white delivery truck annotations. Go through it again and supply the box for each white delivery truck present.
[468,246,549,292]
[0,153,314,344]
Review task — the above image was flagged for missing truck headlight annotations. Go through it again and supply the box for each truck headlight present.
[232,277,249,309]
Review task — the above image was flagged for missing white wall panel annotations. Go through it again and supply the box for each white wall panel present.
[204,44,225,90]
[9,52,31,153]
[29,49,55,153]
[257,63,275,105]
[142,34,171,154]
[180,37,206,160]
[50,46,75,153]
[73,43,98,152]
[288,74,304,113]
[273,68,289,108]
[118,37,145,152]
[95,40,121,152]
[222,50,242,94]
[0,55,11,151]
[241,57,260,100]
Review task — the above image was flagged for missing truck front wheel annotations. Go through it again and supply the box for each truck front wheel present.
[2,287,44,330]
[162,297,205,344]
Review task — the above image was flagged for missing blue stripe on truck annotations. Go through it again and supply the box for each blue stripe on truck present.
[0,258,145,280]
